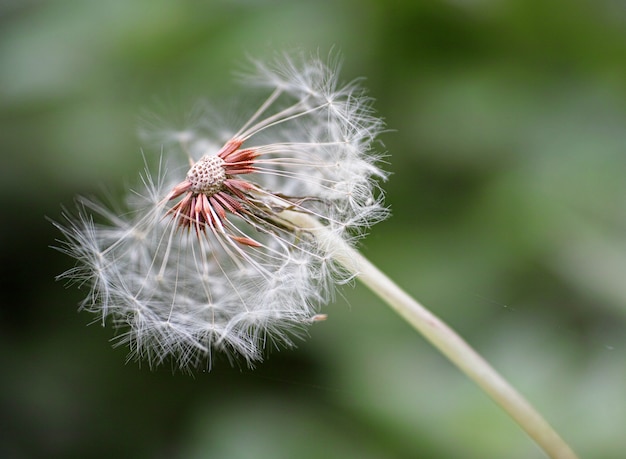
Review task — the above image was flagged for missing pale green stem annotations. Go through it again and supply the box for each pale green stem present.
[280,210,579,459]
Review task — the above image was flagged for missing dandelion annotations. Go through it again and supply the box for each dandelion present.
[53,52,577,459]
[54,52,387,369]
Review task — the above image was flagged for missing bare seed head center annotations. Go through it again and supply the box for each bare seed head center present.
[187,155,227,195]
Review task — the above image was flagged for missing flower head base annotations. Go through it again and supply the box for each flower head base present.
[54,52,387,371]
[166,139,264,247]
[186,154,226,195]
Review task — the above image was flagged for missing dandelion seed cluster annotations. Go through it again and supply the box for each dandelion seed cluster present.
[54,52,388,370]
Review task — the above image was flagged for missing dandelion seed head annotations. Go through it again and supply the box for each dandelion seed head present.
[53,51,388,371]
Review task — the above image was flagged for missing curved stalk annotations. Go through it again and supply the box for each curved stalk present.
[281,210,579,459]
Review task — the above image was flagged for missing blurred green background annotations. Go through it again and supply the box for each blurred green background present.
[2,0,626,458]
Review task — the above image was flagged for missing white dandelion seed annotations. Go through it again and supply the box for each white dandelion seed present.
[54,52,388,370]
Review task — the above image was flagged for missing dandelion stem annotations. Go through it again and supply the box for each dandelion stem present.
[280,210,578,459]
